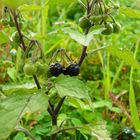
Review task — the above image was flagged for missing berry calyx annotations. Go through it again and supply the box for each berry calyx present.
[90,15,102,25]
[102,22,113,35]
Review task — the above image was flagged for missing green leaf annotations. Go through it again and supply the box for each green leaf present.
[93,100,121,113]
[0,31,10,45]
[55,75,92,105]
[2,0,31,9]
[71,118,82,126]
[2,83,36,91]
[129,84,140,131]
[64,28,104,46]
[67,98,87,109]
[129,40,140,132]
[13,132,25,140]
[0,91,48,139]
[7,67,17,82]
[107,46,140,69]
[19,5,41,11]
[120,7,140,19]
[85,122,111,140]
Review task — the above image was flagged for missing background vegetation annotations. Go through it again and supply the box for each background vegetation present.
[0,0,140,139]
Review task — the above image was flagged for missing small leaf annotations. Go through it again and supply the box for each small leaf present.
[7,67,17,82]
[93,100,121,113]
[13,132,25,140]
[55,75,92,105]
[120,7,140,19]
[107,46,140,69]
[0,31,10,45]
[0,91,48,139]
[64,28,104,46]
[67,98,87,109]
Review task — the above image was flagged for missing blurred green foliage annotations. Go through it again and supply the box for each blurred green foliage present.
[0,0,140,139]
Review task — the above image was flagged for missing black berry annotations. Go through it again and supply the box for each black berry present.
[64,63,80,76]
[49,63,63,77]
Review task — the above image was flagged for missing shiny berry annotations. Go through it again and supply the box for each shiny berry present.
[49,63,63,77]
[64,63,80,76]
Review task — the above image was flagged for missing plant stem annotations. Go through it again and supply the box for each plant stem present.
[54,96,66,115]
[78,0,93,66]
[50,97,66,140]
[54,126,83,135]
[78,45,87,66]
[11,10,42,90]
[11,10,26,51]
[33,75,41,89]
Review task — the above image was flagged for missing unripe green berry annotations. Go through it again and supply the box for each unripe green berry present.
[102,22,113,35]
[79,17,91,30]
[113,22,121,33]
[23,63,36,76]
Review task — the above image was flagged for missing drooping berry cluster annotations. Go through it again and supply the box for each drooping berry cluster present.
[49,63,80,77]
[48,49,80,77]
[79,0,121,35]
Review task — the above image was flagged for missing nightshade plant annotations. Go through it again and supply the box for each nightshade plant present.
[0,0,140,140]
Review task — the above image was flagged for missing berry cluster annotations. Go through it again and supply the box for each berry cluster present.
[79,1,121,35]
[49,63,80,77]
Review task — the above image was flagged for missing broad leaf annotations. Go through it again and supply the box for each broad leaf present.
[64,28,104,46]
[84,122,111,140]
[120,7,140,19]
[0,31,10,45]
[0,90,48,140]
[90,125,111,140]
[55,75,91,104]
[107,46,140,69]
[71,122,111,140]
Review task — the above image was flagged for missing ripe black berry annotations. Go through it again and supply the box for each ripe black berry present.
[49,63,63,77]
[64,63,80,76]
